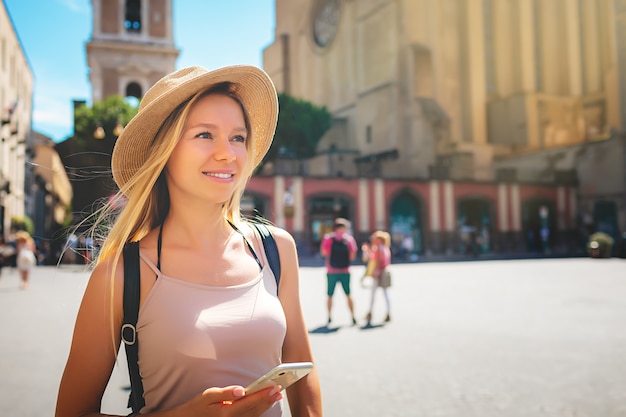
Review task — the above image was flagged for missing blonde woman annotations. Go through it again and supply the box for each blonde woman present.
[361,230,392,326]
[55,66,321,417]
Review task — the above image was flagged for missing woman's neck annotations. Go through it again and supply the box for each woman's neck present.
[163,202,233,245]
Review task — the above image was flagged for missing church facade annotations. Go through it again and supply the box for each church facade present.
[75,0,625,258]
[245,0,626,257]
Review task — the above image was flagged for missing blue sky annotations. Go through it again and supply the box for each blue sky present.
[4,0,275,142]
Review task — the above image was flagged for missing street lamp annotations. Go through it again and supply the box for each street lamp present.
[94,122,124,139]
[94,126,105,139]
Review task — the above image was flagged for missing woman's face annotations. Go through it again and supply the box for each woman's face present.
[166,93,249,206]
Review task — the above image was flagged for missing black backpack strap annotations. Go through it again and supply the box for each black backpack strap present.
[251,222,281,291]
[122,241,145,413]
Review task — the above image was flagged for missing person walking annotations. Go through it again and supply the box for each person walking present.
[15,231,37,289]
[361,230,392,326]
[320,217,358,325]
[55,65,321,417]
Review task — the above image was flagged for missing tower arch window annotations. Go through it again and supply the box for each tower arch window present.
[125,82,143,100]
[125,0,142,33]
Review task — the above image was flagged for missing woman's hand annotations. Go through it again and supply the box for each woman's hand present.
[173,385,282,417]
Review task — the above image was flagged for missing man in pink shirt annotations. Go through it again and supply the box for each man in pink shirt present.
[320,218,358,325]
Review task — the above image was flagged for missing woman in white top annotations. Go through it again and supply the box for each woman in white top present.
[56,66,322,417]
[15,230,36,289]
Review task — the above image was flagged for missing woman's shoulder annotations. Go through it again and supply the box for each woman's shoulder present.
[264,224,295,244]
[89,247,127,287]
[245,221,297,255]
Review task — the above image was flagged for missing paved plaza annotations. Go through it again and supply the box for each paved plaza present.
[1,258,625,417]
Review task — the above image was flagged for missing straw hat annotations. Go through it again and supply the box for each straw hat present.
[111,65,278,189]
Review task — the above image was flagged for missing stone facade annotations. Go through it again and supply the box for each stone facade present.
[257,0,625,256]
[0,1,33,239]
[264,0,623,179]
[86,0,179,103]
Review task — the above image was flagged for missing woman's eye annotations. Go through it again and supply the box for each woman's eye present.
[197,131,213,139]
[232,135,246,143]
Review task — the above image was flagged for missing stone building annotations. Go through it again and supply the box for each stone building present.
[247,0,626,256]
[29,131,73,258]
[63,0,625,258]
[86,0,178,103]
[56,0,180,224]
[0,0,33,239]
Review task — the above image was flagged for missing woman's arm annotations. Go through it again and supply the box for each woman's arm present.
[55,258,125,417]
[272,227,323,417]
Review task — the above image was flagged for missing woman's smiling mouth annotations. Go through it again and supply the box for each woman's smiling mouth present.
[203,172,234,179]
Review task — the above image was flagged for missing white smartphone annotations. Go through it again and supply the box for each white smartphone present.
[245,362,314,395]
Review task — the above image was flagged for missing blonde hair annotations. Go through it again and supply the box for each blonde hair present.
[371,230,391,248]
[87,83,257,344]
[15,230,33,244]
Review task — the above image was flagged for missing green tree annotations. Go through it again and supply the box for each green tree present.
[264,93,332,163]
[73,95,137,155]
[65,96,137,223]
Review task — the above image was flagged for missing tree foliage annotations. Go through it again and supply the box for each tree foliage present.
[264,93,332,163]
[73,95,138,155]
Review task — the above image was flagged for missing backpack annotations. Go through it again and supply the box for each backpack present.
[121,222,281,413]
[329,236,351,268]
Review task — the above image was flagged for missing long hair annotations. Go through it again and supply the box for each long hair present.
[90,82,256,342]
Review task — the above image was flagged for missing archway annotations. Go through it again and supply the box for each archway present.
[125,82,143,100]
[308,194,352,254]
[389,192,423,258]
[593,200,619,240]
[457,197,493,254]
[522,198,557,253]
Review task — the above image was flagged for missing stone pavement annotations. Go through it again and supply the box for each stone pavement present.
[1,258,625,416]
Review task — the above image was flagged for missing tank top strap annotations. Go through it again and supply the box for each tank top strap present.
[139,252,162,278]
[227,219,263,271]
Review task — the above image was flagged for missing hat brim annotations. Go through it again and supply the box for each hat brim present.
[111,65,278,189]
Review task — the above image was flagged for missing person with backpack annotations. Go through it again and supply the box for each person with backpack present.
[320,217,358,325]
[55,65,321,417]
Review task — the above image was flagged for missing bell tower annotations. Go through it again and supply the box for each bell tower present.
[86,0,179,103]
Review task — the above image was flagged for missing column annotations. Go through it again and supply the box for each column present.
[429,180,440,232]
[443,180,455,231]
[374,179,385,230]
[293,177,303,233]
[510,184,521,231]
[358,179,370,233]
[498,183,509,232]
[274,176,285,228]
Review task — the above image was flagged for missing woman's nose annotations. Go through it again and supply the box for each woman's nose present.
[213,137,236,162]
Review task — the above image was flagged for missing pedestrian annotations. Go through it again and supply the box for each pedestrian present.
[361,230,392,326]
[320,217,358,325]
[55,65,322,417]
[15,230,37,289]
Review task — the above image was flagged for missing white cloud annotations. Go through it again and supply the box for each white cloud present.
[55,0,89,13]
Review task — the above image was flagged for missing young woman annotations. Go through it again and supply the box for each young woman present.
[361,230,392,326]
[55,65,322,417]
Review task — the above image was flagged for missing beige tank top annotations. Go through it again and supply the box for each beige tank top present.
[135,234,286,415]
